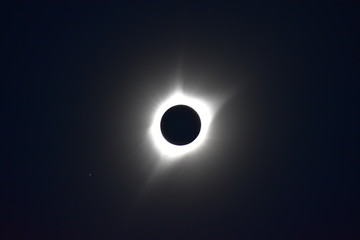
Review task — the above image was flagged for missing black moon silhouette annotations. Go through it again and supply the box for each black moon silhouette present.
[160,105,201,145]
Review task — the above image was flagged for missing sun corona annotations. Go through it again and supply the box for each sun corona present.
[149,89,214,160]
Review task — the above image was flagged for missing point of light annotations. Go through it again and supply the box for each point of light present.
[149,88,214,161]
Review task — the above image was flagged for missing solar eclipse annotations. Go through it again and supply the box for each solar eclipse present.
[148,88,217,161]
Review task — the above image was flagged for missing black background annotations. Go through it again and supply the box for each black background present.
[2,2,359,239]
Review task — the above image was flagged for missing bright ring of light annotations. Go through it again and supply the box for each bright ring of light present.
[149,90,213,160]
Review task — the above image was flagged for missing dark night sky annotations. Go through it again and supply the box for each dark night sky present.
[2,2,359,239]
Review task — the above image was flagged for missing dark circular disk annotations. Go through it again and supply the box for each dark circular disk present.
[160,105,201,145]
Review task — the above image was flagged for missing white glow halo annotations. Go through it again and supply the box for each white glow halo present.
[149,89,214,160]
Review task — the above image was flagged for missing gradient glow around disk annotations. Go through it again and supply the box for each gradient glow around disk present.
[149,89,214,160]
